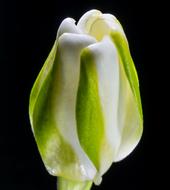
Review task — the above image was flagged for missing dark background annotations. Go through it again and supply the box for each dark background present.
[2,0,166,189]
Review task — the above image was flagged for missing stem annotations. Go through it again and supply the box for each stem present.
[57,177,93,190]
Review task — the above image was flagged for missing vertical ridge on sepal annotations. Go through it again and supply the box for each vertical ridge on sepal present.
[110,31,143,123]
[76,48,105,171]
[110,31,143,161]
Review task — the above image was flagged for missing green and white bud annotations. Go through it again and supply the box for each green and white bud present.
[29,9,143,190]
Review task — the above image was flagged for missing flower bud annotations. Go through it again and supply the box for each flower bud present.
[29,9,143,190]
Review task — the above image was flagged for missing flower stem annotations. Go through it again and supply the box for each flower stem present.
[57,177,93,190]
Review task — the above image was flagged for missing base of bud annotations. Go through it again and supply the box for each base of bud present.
[57,177,92,190]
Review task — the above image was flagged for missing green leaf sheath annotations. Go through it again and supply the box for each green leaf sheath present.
[76,49,105,170]
[110,31,143,125]
[57,178,92,190]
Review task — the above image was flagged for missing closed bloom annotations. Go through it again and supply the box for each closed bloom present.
[29,9,143,190]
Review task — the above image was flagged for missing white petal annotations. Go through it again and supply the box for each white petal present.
[77,9,102,34]
[86,36,121,179]
[57,18,82,39]
[77,10,125,41]
[52,33,97,180]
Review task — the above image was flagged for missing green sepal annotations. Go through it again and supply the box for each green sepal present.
[29,41,57,125]
[29,41,79,178]
[110,31,143,125]
[76,49,105,170]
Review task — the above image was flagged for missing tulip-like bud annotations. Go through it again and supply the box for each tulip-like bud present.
[29,9,143,190]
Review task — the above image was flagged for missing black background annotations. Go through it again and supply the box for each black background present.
[2,0,166,189]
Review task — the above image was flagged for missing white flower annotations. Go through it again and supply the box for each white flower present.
[29,9,143,189]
